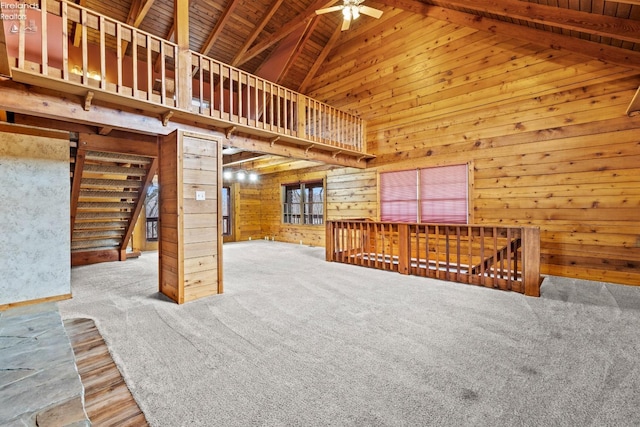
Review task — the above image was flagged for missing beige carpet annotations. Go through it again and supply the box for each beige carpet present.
[59,241,640,426]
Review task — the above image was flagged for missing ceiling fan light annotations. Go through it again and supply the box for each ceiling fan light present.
[351,6,360,20]
[342,7,351,20]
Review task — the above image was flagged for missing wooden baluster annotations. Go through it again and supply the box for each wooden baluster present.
[514,229,520,284]
[116,23,123,94]
[251,76,256,127]
[285,89,290,133]
[434,225,440,279]
[479,227,486,286]
[231,66,235,118]
[456,226,461,279]
[159,41,165,105]
[346,221,352,264]
[99,17,107,89]
[172,44,179,106]
[81,9,88,84]
[209,61,216,117]
[131,29,138,97]
[218,64,223,118]
[506,228,513,291]
[40,0,48,75]
[492,227,499,288]
[467,225,473,284]
[414,225,420,275]
[197,55,205,114]
[146,36,153,99]
[61,2,69,80]
[239,70,244,121]
[445,226,451,280]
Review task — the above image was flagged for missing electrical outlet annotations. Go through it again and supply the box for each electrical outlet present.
[195,190,206,201]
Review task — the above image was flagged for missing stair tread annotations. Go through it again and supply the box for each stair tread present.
[84,151,152,165]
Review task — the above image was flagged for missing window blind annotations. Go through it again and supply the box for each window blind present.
[380,169,418,222]
[379,164,468,224]
[419,164,468,223]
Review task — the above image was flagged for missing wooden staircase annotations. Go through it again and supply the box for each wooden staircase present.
[70,134,158,266]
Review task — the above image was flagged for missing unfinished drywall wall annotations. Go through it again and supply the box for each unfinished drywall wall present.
[0,124,70,307]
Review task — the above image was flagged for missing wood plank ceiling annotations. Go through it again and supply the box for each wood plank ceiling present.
[76,0,640,174]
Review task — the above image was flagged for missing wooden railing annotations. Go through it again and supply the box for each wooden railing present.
[326,220,541,296]
[5,0,364,151]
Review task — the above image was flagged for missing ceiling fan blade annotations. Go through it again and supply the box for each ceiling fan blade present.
[359,5,383,19]
[315,5,343,15]
[341,16,351,31]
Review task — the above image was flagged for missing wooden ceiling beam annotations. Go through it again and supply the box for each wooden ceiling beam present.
[408,0,640,44]
[609,0,640,5]
[277,17,321,85]
[124,0,156,28]
[72,0,87,48]
[626,86,640,116]
[379,0,640,69]
[235,0,336,66]
[200,0,242,56]
[223,151,268,166]
[0,80,366,169]
[298,19,343,93]
[121,0,156,54]
[249,159,322,176]
[231,0,285,67]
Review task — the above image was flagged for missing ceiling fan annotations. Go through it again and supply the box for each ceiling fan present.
[315,0,383,31]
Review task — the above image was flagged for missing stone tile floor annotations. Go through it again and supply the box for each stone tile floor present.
[0,302,90,426]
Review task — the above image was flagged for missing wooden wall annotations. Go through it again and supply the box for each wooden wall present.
[159,131,222,304]
[258,168,328,246]
[230,181,262,241]
[300,10,640,286]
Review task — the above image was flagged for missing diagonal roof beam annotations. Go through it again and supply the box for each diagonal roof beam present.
[234,0,337,67]
[231,0,285,67]
[121,0,156,53]
[72,0,87,47]
[384,0,640,44]
[608,0,640,5]
[153,22,175,72]
[298,19,343,93]
[200,0,242,55]
[378,0,640,68]
[127,0,156,27]
[254,17,321,84]
[277,17,321,85]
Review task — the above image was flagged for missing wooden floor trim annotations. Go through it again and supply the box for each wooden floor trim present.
[64,318,149,427]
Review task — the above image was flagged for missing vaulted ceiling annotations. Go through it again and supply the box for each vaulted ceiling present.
[82,0,640,95]
[74,0,640,174]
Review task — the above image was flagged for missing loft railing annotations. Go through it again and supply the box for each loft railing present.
[326,220,541,297]
[4,0,365,151]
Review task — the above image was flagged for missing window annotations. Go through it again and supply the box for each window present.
[283,181,324,225]
[145,184,159,241]
[380,164,468,223]
[222,186,231,236]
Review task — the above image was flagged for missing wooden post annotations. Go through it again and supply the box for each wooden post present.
[522,226,541,297]
[174,0,192,111]
[398,223,410,275]
[158,130,222,304]
[325,220,334,261]
[297,95,306,138]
